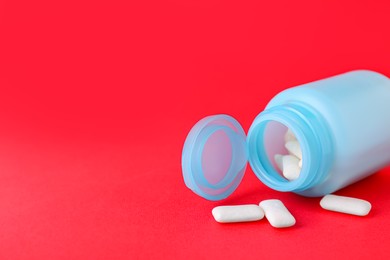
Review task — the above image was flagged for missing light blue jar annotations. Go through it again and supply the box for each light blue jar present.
[182,70,390,200]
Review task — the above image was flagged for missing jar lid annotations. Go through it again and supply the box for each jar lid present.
[181,115,248,201]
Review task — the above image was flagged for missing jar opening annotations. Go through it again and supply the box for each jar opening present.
[247,103,333,192]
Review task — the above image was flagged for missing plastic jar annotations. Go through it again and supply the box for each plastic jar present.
[182,70,390,200]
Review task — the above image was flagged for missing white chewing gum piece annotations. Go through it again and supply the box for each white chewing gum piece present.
[282,155,301,181]
[274,154,284,172]
[285,140,302,159]
[284,128,296,143]
[259,199,296,228]
[212,205,265,223]
[320,194,372,216]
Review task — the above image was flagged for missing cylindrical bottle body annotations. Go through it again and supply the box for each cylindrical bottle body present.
[252,70,390,196]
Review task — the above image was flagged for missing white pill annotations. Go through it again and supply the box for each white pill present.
[282,155,301,180]
[284,128,296,142]
[212,205,265,223]
[259,199,296,228]
[320,194,372,216]
[274,154,284,172]
[285,140,302,159]
[299,159,302,168]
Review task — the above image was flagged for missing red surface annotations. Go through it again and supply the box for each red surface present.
[1,0,390,259]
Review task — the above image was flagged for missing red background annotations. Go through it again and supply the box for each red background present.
[1,0,390,259]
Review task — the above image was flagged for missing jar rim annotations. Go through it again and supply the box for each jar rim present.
[247,102,334,192]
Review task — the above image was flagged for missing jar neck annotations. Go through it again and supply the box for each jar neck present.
[247,102,334,192]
